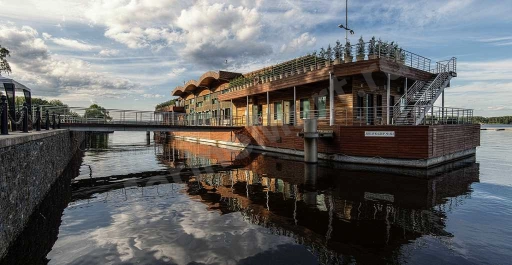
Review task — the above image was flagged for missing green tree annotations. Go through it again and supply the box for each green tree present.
[0,45,11,75]
[85,104,111,120]
[155,99,176,110]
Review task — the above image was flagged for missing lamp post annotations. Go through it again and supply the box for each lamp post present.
[338,0,355,43]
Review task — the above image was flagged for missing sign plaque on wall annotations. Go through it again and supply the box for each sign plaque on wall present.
[364,131,396,137]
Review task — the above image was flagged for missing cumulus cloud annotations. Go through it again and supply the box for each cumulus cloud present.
[167,67,186,78]
[280,33,317,53]
[98,49,120,57]
[142,93,164,99]
[0,25,140,99]
[51,37,102,51]
[85,0,272,67]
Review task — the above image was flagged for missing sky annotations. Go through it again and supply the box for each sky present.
[0,0,511,116]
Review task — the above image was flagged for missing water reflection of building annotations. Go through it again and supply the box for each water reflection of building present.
[162,139,479,264]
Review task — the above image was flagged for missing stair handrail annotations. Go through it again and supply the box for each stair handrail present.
[392,80,425,120]
[434,57,457,74]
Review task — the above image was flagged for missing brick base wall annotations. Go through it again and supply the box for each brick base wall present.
[169,124,480,160]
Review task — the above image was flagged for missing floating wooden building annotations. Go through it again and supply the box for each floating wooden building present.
[166,40,480,168]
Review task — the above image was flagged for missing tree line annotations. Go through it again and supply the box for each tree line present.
[15,96,111,120]
[473,116,512,124]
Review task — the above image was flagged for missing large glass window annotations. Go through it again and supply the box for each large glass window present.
[274,101,282,120]
[315,96,327,118]
[300,98,310,119]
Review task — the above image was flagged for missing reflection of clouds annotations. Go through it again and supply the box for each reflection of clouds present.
[49,184,301,265]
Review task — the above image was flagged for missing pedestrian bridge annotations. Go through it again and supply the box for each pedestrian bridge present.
[35,106,244,132]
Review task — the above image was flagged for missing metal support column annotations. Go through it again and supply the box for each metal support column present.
[230,99,233,126]
[442,90,445,123]
[293,86,297,126]
[246,95,249,126]
[267,91,270,126]
[386,73,391,125]
[404,78,408,99]
[329,72,335,126]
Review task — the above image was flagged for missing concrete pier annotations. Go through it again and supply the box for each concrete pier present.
[303,119,318,163]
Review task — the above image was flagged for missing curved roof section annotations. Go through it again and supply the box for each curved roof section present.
[172,71,241,97]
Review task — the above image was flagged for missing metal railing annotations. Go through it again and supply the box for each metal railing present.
[1,103,473,135]
[393,57,457,125]
[397,106,474,125]
[227,40,436,92]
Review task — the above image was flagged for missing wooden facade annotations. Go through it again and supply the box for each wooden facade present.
[170,57,435,127]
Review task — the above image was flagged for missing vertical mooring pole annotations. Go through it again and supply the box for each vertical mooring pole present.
[22,103,29,133]
[35,106,41,131]
[303,119,318,163]
[1,95,8,135]
[146,131,150,144]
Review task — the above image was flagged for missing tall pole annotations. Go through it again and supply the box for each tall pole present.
[345,0,348,43]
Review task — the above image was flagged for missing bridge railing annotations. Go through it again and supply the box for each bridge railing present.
[34,106,247,127]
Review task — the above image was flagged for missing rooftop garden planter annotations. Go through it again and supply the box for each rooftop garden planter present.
[334,40,343,65]
[368,37,377,59]
[356,37,365,61]
[344,40,353,63]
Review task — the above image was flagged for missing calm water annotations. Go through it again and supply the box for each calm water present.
[3,127,512,265]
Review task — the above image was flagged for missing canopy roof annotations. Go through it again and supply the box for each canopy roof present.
[0,75,31,92]
[172,71,240,97]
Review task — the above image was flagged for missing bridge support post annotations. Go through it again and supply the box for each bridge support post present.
[146,131,150,144]
[303,119,318,163]
[1,95,8,135]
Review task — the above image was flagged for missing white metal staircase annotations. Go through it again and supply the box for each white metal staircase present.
[393,57,457,125]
